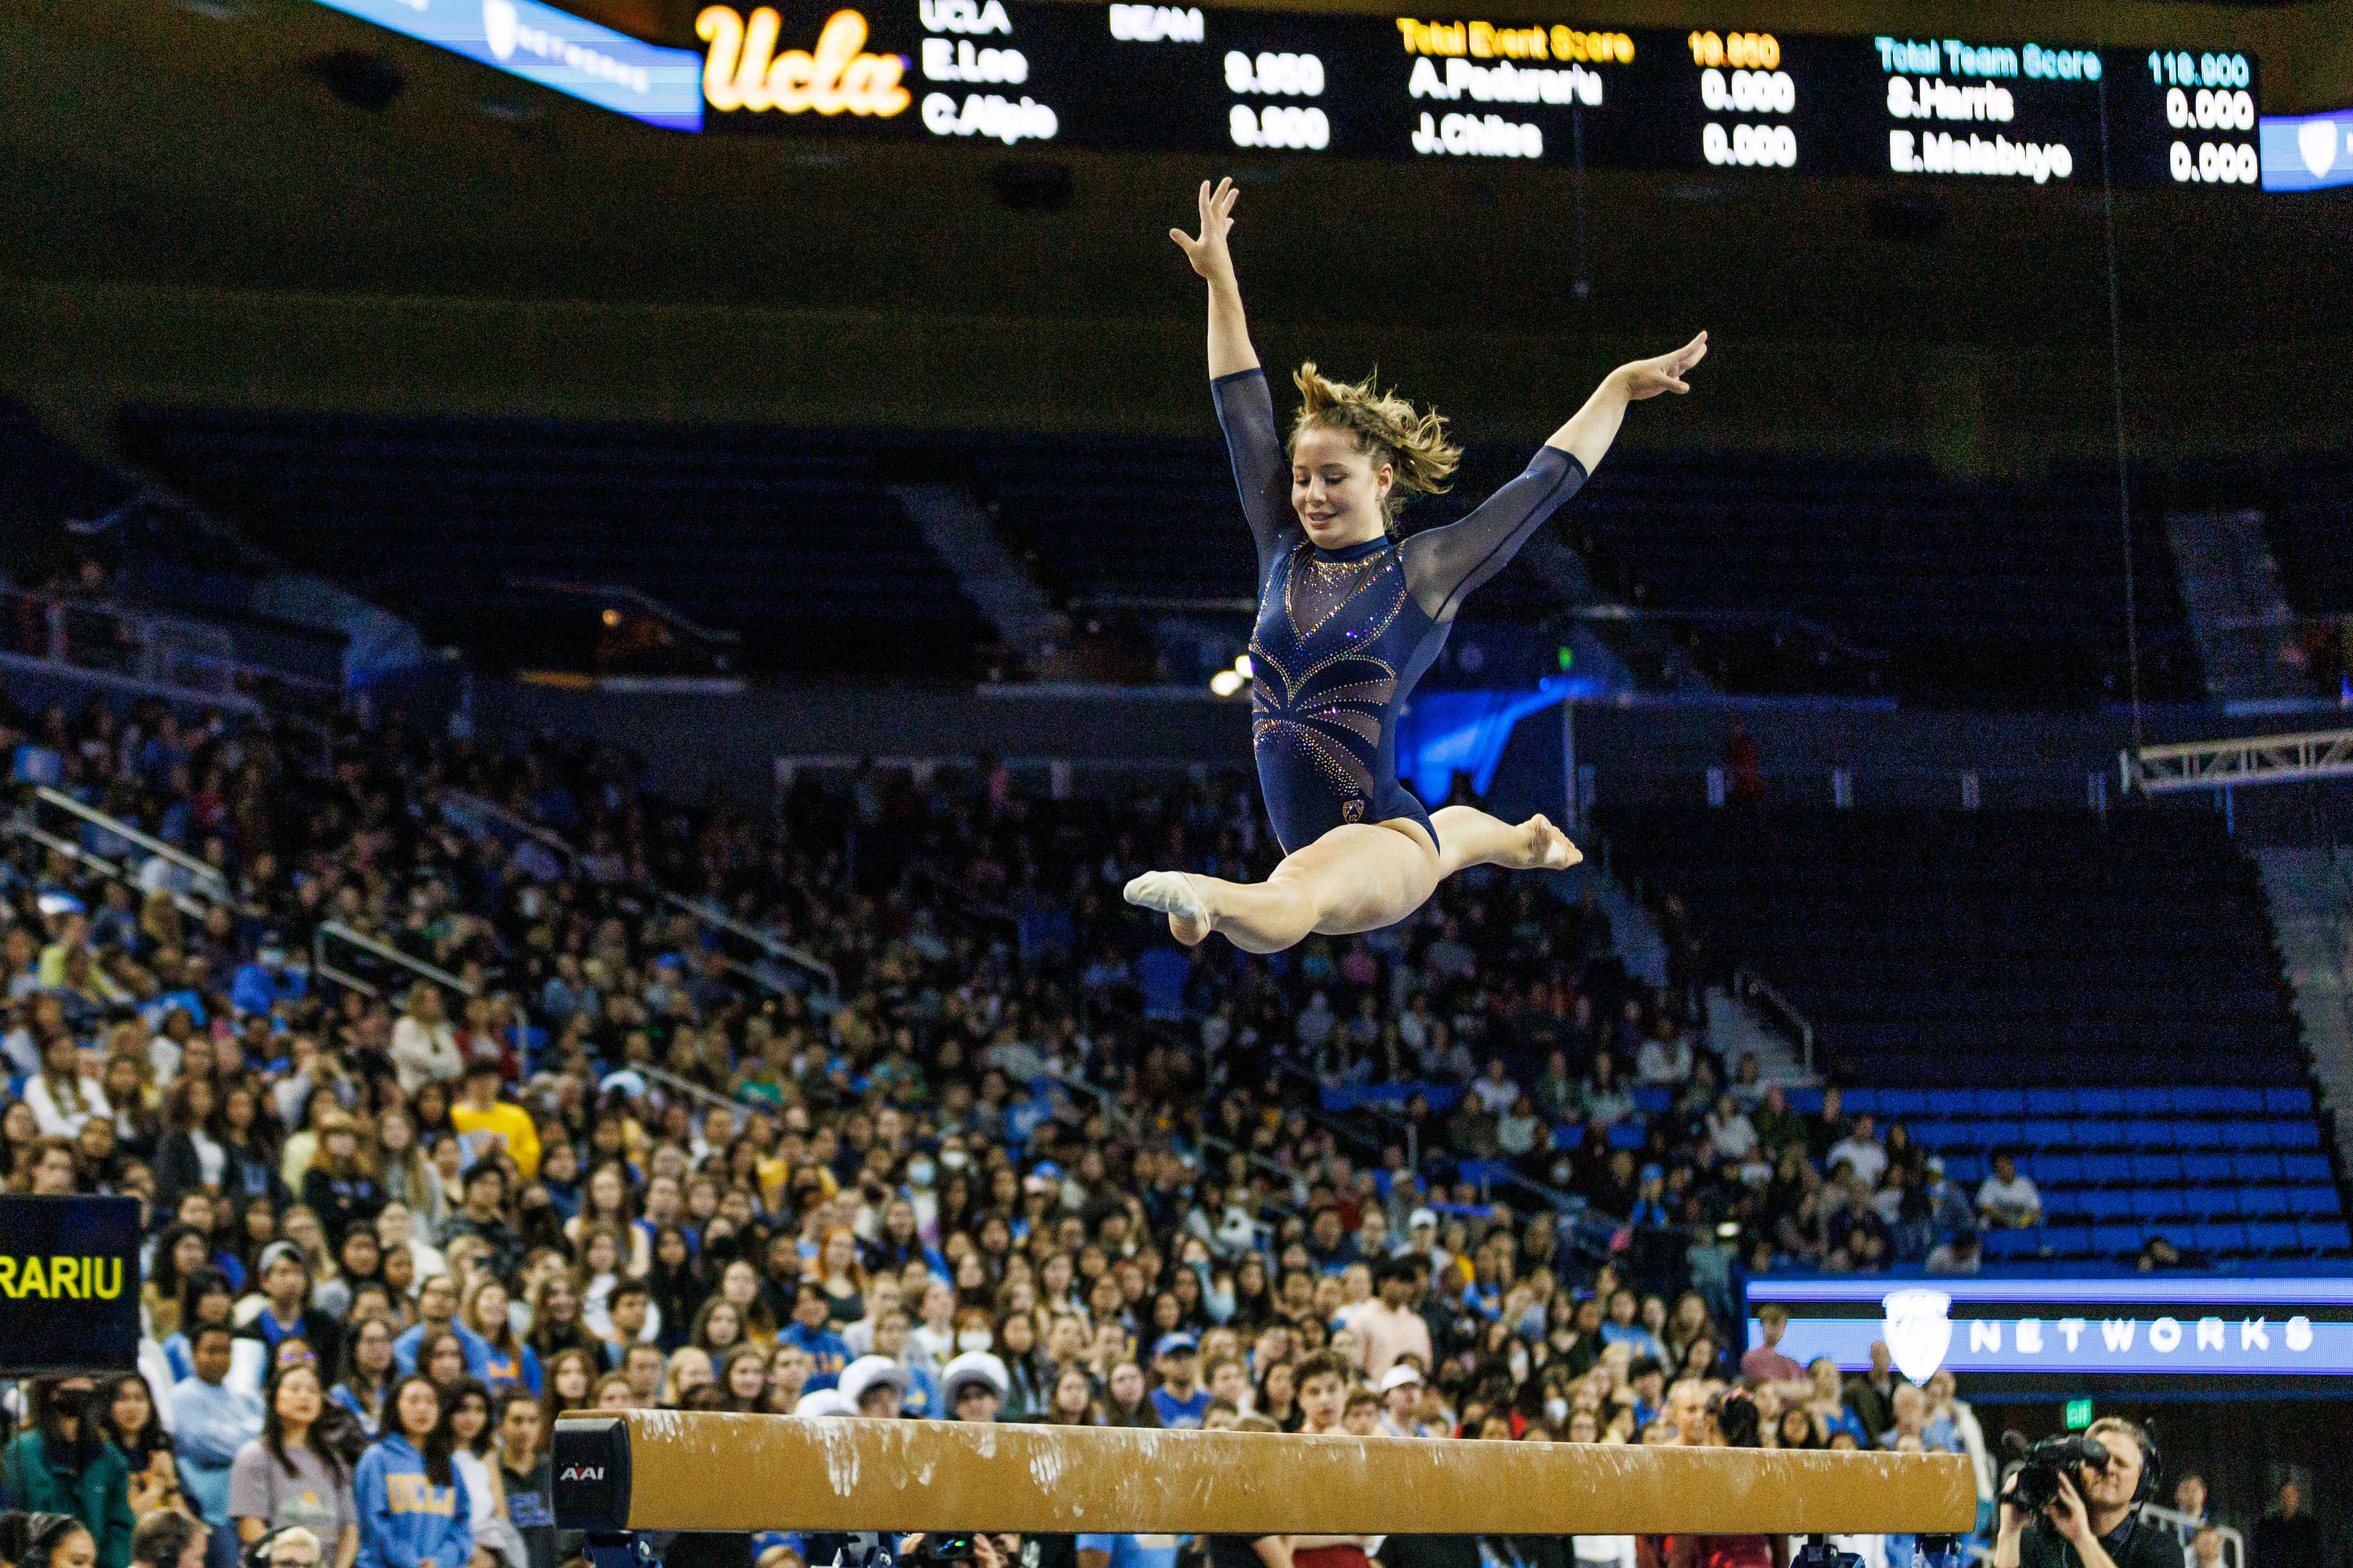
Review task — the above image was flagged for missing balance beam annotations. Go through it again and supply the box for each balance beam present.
[553,1413,1978,1537]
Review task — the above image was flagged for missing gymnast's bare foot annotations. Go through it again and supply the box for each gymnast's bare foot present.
[1123,870,1213,946]
[1511,813,1583,872]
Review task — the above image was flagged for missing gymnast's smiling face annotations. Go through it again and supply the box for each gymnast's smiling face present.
[1290,423,1394,551]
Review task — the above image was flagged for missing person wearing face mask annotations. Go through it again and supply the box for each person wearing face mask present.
[1,1380,137,1568]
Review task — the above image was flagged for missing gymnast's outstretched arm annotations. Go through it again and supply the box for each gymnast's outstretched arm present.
[1173,178,1298,576]
[1401,332,1708,624]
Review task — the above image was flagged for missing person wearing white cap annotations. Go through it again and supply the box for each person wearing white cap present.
[838,1356,911,1419]
[940,1352,1010,1424]
[793,1388,856,1419]
[1376,1362,1423,1438]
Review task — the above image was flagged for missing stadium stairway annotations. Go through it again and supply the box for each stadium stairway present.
[891,483,1069,674]
[2163,507,2306,706]
[2256,847,2353,1130]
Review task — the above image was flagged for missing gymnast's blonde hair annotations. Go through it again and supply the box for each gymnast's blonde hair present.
[1290,362,1462,529]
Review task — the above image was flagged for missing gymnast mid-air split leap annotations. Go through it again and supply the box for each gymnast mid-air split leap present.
[1123,178,1710,955]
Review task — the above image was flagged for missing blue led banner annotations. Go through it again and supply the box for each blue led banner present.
[2259,110,2353,190]
[1746,1276,2353,1381]
[311,0,704,130]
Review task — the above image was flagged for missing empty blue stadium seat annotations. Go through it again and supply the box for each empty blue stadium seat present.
[2193,1222,2249,1254]
[2263,1087,2315,1115]
[1945,1153,1988,1185]
[2036,1153,2085,1184]
[1634,1086,1674,1115]
[2217,1089,2268,1112]
[2079,1190,2134,1219]
[2297,1221,2352,1252]
[2093,1223,2146,1255]
[2025,1088,2075,1116]
[2287,1186,2340,1217]
[1607,1121,1648,1150]
[2174,1121,2225,1149]
[2239,1187,2291,1219]
[2284,1154,2334,1183]
[1981,1228,2041,1260]
[2182,1153,2234,1183]
[2245,1221,2302,1254]
[1842,1089,1880,1115]
[2074,1120,2128,1150]
[2120,1088,2173,1115]
[2081,1154,2134,1184]
[2277,1121,2322,1149]
[1880,1089,1930,1118]
[2185,1188,2240,1220]
[2078,1088,2125,1115]
[2225,1122,2279,1150]
[2129,1153,2184,1184]
[2232,1152,2287,1181]
[2174,1087,2228,1114]
[1785,1087,1825,1114]
[2019,1120,2069,1149]
[2131,1188,2187,1220]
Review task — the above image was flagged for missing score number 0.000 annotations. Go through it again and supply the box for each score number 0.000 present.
[2151,50,2256,184]
[1691,30,1795,169]
[1228,48,1330,149]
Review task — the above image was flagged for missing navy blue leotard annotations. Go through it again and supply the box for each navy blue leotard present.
[1214,367,1589,858]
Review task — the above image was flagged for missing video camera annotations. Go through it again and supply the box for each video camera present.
[2001,1430,2112,1513]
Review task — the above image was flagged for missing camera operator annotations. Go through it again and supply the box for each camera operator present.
[1993,1420,2179,1568]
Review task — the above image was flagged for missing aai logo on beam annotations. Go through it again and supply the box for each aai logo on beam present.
[309,0,705,130]
[2259,109,2353,190]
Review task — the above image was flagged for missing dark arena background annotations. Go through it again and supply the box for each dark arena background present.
[2,0,2351,1564]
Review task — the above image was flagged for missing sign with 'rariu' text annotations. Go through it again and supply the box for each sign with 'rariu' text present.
[0,1195,142,1375]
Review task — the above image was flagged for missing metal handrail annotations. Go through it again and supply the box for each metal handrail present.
[1734,962,1815,1075]
[33,786,233,898]
[1,816,210,918]
[2137,1505,2243,1568]
[316,920,479,997]
[438,789,580,865]
[635,1061,748,1122]
[656,891,838,997]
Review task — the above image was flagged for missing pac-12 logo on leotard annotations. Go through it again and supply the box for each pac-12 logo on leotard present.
[1343,800,1365,822]
[1882,1288,1954,1383]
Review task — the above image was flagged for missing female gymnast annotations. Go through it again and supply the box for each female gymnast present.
[1124,177,1709,954]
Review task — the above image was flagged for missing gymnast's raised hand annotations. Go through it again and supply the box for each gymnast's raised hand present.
[1124,178,1708,953]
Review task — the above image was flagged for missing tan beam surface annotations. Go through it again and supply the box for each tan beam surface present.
[591,1413,1978,1535]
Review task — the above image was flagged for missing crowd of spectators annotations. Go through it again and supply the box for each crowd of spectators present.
[0,683,2064,1568]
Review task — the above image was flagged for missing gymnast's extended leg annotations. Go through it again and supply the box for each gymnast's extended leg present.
[1131,821,1441,954]
[1428,806,1583,879]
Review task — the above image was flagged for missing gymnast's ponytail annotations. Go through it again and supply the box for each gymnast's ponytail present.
[1291,363,1462,529]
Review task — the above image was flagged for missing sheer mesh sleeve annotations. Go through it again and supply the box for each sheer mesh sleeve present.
[1399,447,1588,624]
[1212,368,1300,584]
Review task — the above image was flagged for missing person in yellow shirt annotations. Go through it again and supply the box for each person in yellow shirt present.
[450,1060,542,1180]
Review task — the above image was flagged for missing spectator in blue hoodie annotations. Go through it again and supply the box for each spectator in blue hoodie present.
[353,1378,471,1568]
[778,1284,852,1392]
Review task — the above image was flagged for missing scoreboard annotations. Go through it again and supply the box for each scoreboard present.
[692,0,2262,189]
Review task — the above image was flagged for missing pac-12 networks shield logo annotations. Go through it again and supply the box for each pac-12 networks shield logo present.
[2300,120,2338,177]
[1882,1288,1954,1383]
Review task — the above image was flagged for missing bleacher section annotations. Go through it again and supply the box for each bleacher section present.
[118,409,994,679]
[1601,806,2307,1087]
[1835,1083,2349,1262]
[1570,454,2200,708]
[972,436,1562,618]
